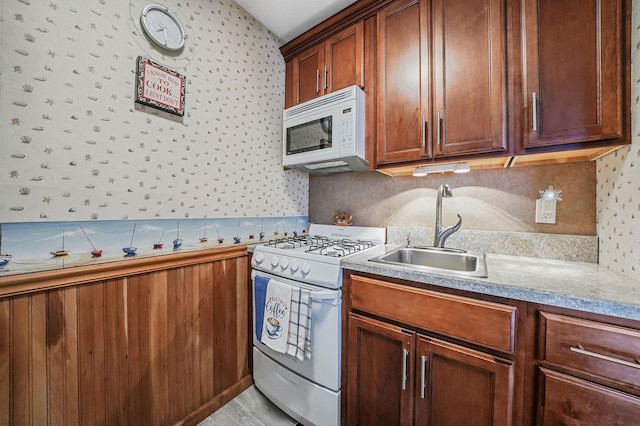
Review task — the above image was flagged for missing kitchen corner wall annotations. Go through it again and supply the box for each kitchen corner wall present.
[0,0,308,222]
[595,0,640,281]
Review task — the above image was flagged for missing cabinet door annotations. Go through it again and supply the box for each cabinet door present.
[432,0,508,157]
[288,23,364,107]
[537,368,640,425]
[376,0,431,164]
[415,336,514,426]
[347,314,414,426]
[291,43,324,105]
[324,22,364,94]
[522,0,624,149]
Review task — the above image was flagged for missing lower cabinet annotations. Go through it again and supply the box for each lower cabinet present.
[347,314,514,426]
[343,273,640,425]
[537,368,640,425]
[536,311,640,424]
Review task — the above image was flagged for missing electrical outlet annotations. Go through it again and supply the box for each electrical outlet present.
[535,198,556,224]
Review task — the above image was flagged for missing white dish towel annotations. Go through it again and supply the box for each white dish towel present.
[287,288,312,361]
[261,278,292,353]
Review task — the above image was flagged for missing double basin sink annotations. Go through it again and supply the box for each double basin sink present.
[369,246,488,278]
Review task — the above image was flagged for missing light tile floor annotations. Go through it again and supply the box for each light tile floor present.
[198,385,298,426]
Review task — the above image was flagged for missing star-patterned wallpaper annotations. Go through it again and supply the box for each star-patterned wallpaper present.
[0,0,308,222]
[596,0,640,281]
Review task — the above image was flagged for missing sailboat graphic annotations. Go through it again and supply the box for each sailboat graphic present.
[200,225,208,243]
[173,221,183,249]
[154,231,165,249]
[79,225,102,257]
[214,223,224,244]
[0,224,11,266]
[50,228,69,257]
[233,221,241,244]
[122,223,138,255]
[259,219,265,241]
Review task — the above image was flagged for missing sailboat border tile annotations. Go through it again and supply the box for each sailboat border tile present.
[0,216,308,277]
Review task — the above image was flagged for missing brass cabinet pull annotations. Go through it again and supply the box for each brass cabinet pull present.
[570,344,640,370]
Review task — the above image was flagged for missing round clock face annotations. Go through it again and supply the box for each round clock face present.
[140,4,185,51]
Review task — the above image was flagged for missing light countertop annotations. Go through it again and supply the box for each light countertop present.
[341,245,640,321]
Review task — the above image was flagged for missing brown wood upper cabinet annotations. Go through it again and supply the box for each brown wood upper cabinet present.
[376,0,508,165]
[521,0,626,150]
[287,23,364,108]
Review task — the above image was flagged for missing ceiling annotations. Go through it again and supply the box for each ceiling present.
[234,0,358,44]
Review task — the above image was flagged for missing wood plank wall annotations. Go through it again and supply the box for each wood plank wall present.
[0,249,250,426]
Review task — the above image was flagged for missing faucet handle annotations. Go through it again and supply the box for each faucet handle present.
[406,233,412,248]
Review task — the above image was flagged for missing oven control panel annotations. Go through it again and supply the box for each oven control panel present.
[251,251,341,289]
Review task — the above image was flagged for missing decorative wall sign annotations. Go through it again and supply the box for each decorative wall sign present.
[135,56,185,116]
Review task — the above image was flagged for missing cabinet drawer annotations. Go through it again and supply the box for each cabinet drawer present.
[349,275,516,352]
[540,312,640,389]
[538,368,640,425]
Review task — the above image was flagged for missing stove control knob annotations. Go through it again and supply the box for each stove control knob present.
[253,252,265,265]
[280,258,289,269]
[270,256,280,268]
[301,261,311,275]
[290,260,300,272]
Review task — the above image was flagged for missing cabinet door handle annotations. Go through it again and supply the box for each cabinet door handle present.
[421,115,427,147]
[570,344,640,370]
[316,69,320,93]
[401,348,409,390]
[420,355,427,399]
[436,112,442,146]
[324,65,328,90]
[532,92,538,132]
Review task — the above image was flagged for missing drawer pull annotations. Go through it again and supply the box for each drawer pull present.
[401,348,408,390]
[570,344,640,370]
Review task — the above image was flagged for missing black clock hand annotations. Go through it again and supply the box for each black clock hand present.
[156,25,167,44]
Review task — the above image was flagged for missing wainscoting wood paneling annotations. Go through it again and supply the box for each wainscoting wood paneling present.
[0,247,250,426]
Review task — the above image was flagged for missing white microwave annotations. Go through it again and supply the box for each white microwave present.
[282,85,368,174]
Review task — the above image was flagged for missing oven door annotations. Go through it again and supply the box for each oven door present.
[251,270,342,392]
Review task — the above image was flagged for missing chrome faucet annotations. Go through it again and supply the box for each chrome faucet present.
[433,184,462,248]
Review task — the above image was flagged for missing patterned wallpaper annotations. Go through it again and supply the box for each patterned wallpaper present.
[596,0,640,281]
[0,0,309,222]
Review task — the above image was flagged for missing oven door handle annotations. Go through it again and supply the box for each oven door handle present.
[252,271,341,305]
[309,291,341,303]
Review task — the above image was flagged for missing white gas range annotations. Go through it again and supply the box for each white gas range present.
[251,224,386,426]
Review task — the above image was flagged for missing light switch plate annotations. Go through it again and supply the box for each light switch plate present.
[535,198,556,224]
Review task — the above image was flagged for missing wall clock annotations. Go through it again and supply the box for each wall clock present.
[128,0,195,67]
[140,4,185,51]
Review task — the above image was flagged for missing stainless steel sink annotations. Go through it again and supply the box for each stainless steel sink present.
[369,246,488,278]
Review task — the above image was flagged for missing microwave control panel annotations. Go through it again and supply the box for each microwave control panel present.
[340,107,354,150]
